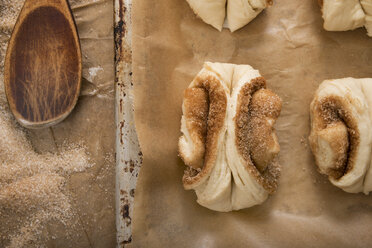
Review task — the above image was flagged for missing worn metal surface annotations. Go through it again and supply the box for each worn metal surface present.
[114,0,142,247]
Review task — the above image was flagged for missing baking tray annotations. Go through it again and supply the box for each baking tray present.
[114,0,142,247]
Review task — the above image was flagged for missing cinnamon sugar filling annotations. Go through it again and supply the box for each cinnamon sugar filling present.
[235,77,282,193]
[315,96,359,179]
[182,75,228,186]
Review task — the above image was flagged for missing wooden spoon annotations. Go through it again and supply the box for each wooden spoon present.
[4,0,82,129]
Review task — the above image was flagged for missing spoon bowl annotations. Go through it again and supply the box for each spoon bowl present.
[4,0,82,129]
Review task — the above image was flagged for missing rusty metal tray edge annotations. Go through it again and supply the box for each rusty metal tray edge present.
[114,0,142,247]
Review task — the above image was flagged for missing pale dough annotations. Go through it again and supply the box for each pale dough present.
[185,0,227,31]
[186,0,271,32]
[321,0,372,36]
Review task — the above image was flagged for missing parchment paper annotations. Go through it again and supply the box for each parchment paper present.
[131,0,372,247]
[0,0,115,247]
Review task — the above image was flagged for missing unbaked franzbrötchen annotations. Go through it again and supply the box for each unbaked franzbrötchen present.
[179,62,282,212]
[319,0,372,36]
[186,0,273,32]
[309,78,372,194]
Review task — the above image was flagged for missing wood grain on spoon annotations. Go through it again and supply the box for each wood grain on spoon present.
[4,0,82,129]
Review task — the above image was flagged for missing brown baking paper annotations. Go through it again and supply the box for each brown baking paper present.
[0,0,115,247]
[131,0,372,247]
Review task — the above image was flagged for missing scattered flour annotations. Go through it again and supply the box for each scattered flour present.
[87,66,104,82]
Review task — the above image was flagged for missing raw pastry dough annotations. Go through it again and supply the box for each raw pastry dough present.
[185,0,227,31]
[320,0,372,36]
[186,0,272,32]
[179,62,282,212]
[309,78,372,193]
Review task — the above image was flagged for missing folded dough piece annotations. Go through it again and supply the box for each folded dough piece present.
[309,78,372,193]
[185,0,272,32]
[179,62,282,212]
[185,0,227,31]
[227,0,269,32]
[320,0,372,36]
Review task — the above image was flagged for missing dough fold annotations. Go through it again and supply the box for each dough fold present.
[185,0,227,31]
[179,62,282,212]
[186,0,272,32]
[309,78,372,193]
[320,0,372,36]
